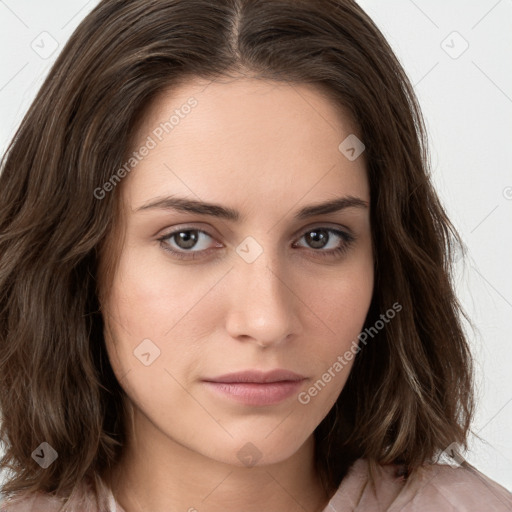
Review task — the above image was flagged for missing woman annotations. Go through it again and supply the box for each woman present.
[0,0,511,511]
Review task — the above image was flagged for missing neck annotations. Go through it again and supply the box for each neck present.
[103,410,331,512]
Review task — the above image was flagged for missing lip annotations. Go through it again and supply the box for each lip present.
[202,369,307,406]
[203,369,306,384]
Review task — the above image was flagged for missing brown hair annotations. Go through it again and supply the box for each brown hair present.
[0,0,474,507]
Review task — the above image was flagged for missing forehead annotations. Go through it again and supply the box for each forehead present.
[123,77,369,213]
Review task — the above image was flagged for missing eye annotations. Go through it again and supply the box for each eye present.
[157,228,221,260]
[157,226,356,261]
[293,227,356,258]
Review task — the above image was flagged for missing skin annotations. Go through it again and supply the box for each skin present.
[100,76,374,512]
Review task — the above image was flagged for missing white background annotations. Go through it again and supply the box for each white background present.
[0,0,511,492]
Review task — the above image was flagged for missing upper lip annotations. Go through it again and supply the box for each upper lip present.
[203,369,306,383]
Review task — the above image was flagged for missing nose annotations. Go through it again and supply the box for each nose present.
[224,248,302,348]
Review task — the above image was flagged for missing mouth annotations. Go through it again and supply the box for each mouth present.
[203,369,306,384]
[202,369,307,406]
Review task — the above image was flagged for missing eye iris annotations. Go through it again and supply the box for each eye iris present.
[175,230,199,249]
[306,229,329,249]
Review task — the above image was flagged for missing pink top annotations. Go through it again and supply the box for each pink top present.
[1,458,511,511]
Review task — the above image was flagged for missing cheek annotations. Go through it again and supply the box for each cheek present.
[102,244,225,384]
[293,271,373,413]
[301,258,374,375]
[105,243,219,339]
[308,255,374,333]
[322,277,373,338]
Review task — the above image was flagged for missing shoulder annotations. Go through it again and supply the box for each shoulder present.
[0,475,117,512]
[0,491,67,512]
[327,458,512,512]
[400,462,512,512]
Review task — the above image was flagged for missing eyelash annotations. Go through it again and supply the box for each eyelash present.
[157,226,356,261]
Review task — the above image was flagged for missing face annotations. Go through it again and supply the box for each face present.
[100,76,373,467]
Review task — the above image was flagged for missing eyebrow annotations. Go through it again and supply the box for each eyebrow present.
[134,195,368,221]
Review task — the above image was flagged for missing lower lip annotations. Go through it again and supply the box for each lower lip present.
[203,380,305,406]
